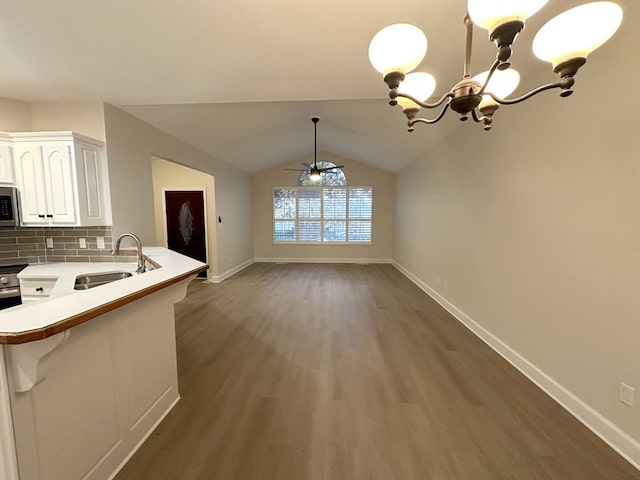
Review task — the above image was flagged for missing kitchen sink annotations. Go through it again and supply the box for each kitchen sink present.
[74,271,133,290]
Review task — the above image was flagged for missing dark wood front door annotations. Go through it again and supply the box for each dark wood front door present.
[165,190,207,277]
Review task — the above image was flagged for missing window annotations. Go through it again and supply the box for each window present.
[273,188,296,242]
[273,186,372,243]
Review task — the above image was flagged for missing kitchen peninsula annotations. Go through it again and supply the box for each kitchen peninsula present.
[0,247,207,480]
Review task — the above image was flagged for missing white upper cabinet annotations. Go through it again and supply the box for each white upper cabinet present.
[12,143,50,224]
[42,144,77,224]
[10,132,112,227]
[0,133,15,185]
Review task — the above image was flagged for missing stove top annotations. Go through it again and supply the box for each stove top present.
[0,263,28,274]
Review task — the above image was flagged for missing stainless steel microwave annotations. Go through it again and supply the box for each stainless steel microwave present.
[0,186,20,227]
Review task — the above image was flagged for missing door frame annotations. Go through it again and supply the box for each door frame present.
[161,188,209,272]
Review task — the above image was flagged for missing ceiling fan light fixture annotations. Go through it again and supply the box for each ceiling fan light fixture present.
[309,169,322,182]
[532,2,623,68]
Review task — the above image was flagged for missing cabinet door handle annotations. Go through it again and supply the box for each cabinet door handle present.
[46,214,53,218]
[35,287,44,292]
[38,214,45,219]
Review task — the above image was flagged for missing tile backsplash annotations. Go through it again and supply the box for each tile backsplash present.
[0,226,136,265]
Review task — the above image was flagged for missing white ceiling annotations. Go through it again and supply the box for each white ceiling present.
[0,0,622,173]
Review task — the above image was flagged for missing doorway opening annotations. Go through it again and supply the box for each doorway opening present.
[151,156,217,280]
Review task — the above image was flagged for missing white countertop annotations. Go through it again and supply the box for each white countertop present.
[0,247,207,338]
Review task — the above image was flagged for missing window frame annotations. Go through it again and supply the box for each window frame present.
[272,186,373,245]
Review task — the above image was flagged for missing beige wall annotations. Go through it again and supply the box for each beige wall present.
[30,102,106,141]
[0,98,105,139]
[0,98,32,131]
[394,8,639,460]
[151,157,218,277]
[104,104,253,277]
[253,152,394,262]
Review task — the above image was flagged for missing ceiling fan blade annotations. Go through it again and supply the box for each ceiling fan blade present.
[319,165,345,172]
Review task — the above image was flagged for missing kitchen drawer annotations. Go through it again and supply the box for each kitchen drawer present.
[20,277,58,297]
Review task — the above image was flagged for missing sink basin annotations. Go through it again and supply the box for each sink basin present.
[74,271,133,290]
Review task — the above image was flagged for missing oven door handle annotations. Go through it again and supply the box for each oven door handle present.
[0,287,20,298]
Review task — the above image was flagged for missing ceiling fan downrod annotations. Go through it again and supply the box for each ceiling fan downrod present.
[283,116,345,181]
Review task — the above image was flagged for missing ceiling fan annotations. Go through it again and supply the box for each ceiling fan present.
[284,117,345,182]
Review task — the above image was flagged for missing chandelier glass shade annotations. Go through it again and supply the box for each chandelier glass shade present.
[397,72,436,111]
[473,68,520,110]
[368,24,427,76]
[532,2,623,67]
[467,0,549,33]
[369,1,623,131]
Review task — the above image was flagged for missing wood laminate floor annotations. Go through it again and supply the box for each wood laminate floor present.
[115,263,640,480]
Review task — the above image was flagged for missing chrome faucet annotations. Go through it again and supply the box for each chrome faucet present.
[112,233,146,274]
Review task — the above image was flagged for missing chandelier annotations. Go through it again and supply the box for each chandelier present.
[368,1,623,131]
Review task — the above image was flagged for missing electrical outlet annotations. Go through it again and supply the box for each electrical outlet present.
[620,383,635,407]
[79,238,87,249]
[96,237,105,249]
[46,237,53,249]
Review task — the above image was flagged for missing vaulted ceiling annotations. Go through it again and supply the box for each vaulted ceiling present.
[0,0,622,172]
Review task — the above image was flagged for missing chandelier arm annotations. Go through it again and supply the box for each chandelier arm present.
[408,103,451,127]
[477,59,502,96]
[487,81,565,106]
[396,91,453,109]
[463,13,473,78]
[470,109,485,123]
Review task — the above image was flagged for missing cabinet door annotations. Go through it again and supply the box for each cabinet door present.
[13,145,48,225]
[0,143,15,185]
[41,145,77,225]
[76,143,106,223]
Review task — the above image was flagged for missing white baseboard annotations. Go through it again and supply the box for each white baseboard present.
[206,258,255,283]
[206,256,390,283]
[254,257,393,265]
[392,260,640,471]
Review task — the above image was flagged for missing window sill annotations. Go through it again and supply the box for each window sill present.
[272,242,373,246]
